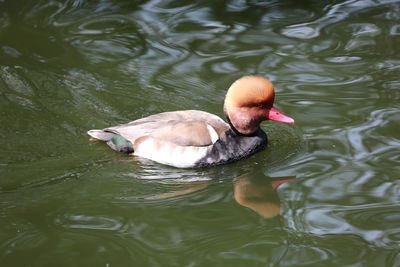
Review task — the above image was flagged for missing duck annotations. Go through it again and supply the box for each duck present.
[87,75,294,168]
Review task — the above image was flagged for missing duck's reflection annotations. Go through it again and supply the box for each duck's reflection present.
[144,172,294,218]
[233,175,294,218]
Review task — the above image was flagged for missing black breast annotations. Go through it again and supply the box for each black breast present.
[195,128,267,167]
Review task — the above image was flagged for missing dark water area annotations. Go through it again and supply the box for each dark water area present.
[1,0,399,266]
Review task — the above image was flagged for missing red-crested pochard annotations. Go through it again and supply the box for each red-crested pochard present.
[87,75,294,168]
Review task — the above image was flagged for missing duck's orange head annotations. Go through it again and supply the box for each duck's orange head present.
[224,75,294,135]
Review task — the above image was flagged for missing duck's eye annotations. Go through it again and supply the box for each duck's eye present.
[257,103,265,108]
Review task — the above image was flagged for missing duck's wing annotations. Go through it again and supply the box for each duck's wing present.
[88,110,229,142]
[87,110,230,157]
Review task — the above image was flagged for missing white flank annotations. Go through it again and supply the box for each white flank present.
[134,138,210,168]
[206,124,219,144]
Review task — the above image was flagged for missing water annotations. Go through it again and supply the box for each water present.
[1,0,399,266]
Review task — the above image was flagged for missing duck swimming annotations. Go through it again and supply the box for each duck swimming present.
[87,75,294,168]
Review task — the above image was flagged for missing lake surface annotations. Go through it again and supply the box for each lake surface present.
[1,0,399,266]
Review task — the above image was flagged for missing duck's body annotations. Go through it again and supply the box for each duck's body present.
[88,76,294,168]
[88,110,266,168]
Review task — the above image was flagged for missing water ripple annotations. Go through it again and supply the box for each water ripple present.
[284,203,400,249]
[57,214,123,231]
[280,0,398,39]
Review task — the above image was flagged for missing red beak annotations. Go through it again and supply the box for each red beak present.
[267,107,295,123]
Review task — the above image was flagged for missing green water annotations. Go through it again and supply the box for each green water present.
[1,0,399,266]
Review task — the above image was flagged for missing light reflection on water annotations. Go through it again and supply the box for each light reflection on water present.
[1,0,400,266]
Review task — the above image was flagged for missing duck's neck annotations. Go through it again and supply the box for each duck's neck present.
[224,106,266,136]
[225,112,247,136]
